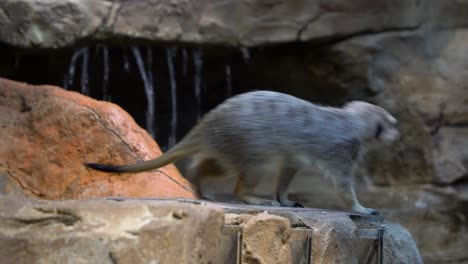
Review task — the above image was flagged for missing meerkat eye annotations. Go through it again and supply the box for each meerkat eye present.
[375,124,383,139]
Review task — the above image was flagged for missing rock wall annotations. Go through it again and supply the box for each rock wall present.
[0,0,467,263]
[0,0,426,48]
[0,196,423,264]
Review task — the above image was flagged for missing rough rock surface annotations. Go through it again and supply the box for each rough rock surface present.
[0,0,467,263]
[324,27,468,264]
[0,196,224,264]
[0,78,196,199]
[241,212,292,264]
[0,0,426,48]
[0,196,423,264]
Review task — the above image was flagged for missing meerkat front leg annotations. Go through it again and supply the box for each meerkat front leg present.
[336,175,378,215]
[276,167,303,207]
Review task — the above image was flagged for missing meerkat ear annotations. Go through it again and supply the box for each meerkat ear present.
[375,124,383,139]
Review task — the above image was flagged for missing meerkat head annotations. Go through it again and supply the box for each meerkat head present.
[344,101,400,145]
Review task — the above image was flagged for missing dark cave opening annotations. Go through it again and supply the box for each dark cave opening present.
[0,42,371,150]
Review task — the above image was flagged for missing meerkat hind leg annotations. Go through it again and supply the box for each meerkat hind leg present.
[189,157,226,201]
[234,171,281,207]
[276,166,303,208]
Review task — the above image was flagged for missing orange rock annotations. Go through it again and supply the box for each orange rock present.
[0,77,197,200]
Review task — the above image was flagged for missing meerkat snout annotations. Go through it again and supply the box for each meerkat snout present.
[345,101,400,145]
[376,113,400,144]
[380,126,400,144]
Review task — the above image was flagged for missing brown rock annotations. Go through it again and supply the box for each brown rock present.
[0,77,197,199]
[303,214,360,264]
[242,212,292,264]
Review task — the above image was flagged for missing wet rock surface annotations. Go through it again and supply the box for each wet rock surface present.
[0,196,422,264]
[0,78,196,199]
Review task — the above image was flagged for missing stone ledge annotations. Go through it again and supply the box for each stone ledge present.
[0,196,422,264]
[0,0,426,48]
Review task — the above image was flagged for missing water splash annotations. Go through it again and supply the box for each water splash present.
[80,47,90,95]
[193,48,203,120]
[166,47,177,147]
[101,46,110,101]
[225,65,232,97]
[131,46,155,138]
[64,47,86,90]
[241,47,251,64]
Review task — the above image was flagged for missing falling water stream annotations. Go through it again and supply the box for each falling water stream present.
[193,48,203,120]
[131,46,156,138]
[101,46,110,101]
[64,47,85,90]
[166,47,177,147]
[63,47,90,95]
[146,47,154,98]
[61,45,240,147]
[80,47,89,95]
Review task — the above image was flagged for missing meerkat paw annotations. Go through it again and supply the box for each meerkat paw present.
[353,205,379,215]
[200,195,216,202]
[240,196,281,207]
[280,200,304,208]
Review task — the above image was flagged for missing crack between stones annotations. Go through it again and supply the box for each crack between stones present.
[296,13,322,41]
[0,162,42,197]
[83,105,135,155]
[297,13,423,45]
[0,5,12,24]
[432,175,468,188]
[83,106,197,196]
[108,252,118,264]
[323,25,422,45]
[99,1,123,35]
[13,207,81,226]
[156,168,198,196]
[429,104,468,135]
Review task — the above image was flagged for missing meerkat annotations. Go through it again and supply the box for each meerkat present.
[87,91,399,215]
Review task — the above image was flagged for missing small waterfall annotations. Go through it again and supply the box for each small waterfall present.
[64,47,86,90]
[225,64,232,97]
[80,47,89,95]
[131,46,155,138]
[166,47,177,147]
[63,47,90,94]
[193,48,203,120]
[146,47,153,92]
[241,47,251,64]
[101,46,110,101]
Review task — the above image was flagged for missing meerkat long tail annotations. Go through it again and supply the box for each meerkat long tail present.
[86,125,201,173]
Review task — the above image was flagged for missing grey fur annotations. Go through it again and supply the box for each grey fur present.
[87,91,399,214]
